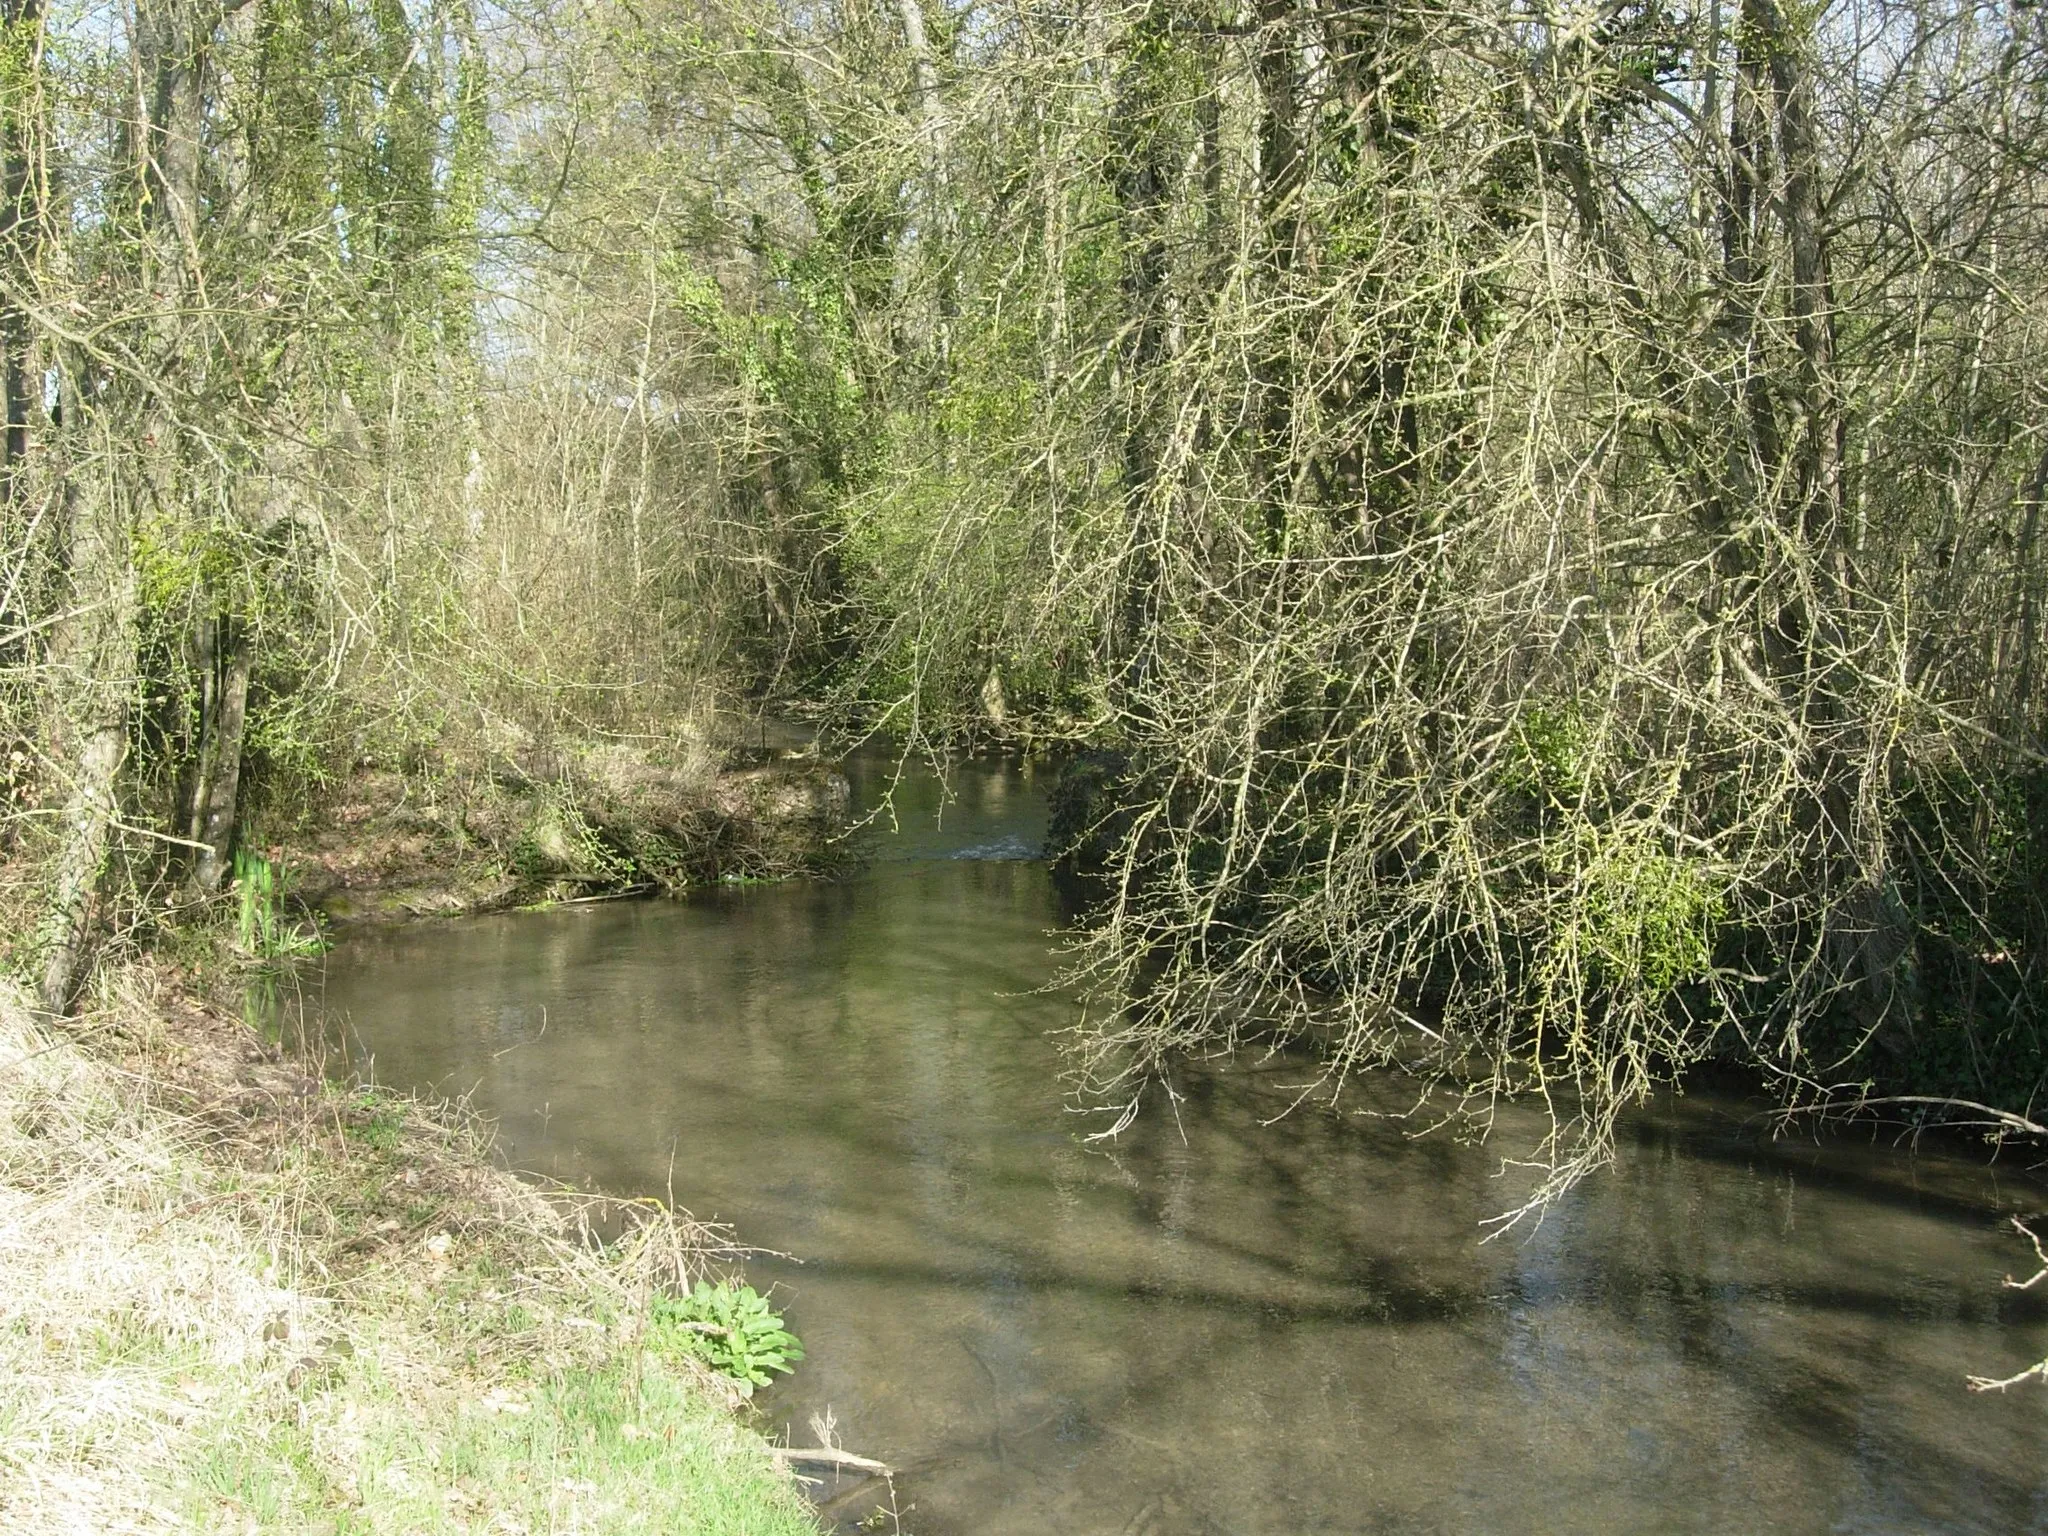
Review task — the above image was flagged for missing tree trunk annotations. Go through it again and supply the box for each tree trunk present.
[136,0,209,264]
[1745,0,1916,1038]
[1,0,42,504]
[1251,0,1302,546]
[37,0,215,1005]
[36,426,137,1015]
[894,0,943,152]
[183,611,251,892]
[11,0,137,1020]
[1318,7,1418,537]
[1108,0,1175,707]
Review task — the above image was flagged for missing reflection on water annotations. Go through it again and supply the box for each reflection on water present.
[290,755,2048,1535]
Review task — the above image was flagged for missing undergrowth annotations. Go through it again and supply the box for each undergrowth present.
[0,965,818,1534]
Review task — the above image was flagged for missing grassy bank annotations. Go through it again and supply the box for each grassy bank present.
[0,962,821,1534]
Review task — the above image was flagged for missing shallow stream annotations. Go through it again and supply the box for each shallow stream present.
[291,755,2048,1534]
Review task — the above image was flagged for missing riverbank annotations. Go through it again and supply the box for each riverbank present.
[272,734,852,926]
[0,961,821,1534]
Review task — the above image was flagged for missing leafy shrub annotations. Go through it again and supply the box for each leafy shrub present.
[511,788,634,884]
[1505,701,1590,808]
[1556,823,1723,995]
[649,1282,803,1397]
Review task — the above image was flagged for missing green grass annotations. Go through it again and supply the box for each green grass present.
[188,1351,816,1534]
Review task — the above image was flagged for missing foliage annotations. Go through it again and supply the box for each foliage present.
[641,0,2048,1206]
[511,789,635,886]
[232,848,321,960]
[1556,828,1722,999]
[650,1281,804,1397]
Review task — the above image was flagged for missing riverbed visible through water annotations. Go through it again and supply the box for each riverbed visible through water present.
[282,753,2048,1534]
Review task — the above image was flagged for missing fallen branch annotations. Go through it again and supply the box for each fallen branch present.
[1967,1360,2048,1393]
[1826,1096,2048,1138]
[1965,1220,2048,1392]
[767,1445,893,1476]
[551,883,657,905]
[2000,1218,2048,1292]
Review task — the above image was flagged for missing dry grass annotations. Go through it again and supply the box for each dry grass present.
[0,964,819,1534]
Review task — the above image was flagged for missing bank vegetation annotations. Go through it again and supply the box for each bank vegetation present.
[0,964,820,1530]
[2,0,2045,1363]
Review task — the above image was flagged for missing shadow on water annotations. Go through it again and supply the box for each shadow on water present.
[275,754,2048,1535]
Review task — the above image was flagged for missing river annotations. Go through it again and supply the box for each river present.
[284,753,2048,1534]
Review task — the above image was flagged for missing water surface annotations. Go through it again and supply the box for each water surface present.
[296,756,2048,1534]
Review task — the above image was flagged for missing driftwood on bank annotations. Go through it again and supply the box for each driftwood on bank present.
[767,1444,893,1476]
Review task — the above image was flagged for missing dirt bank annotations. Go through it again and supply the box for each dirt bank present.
[279,738,852,925]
